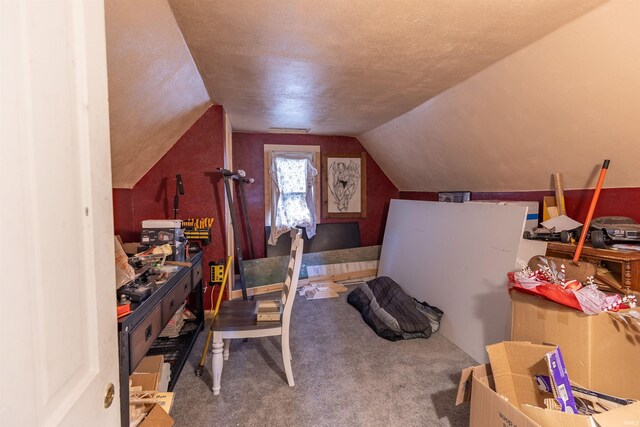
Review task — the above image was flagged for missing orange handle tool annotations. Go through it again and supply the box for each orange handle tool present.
[573,160,610,265]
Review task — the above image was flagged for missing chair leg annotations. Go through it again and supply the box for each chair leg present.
[212,333,224,395]
[281,330,294,387]
[223,339,230,360]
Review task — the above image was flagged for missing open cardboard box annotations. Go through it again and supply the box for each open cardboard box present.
[457,364,540,427]
[138,404,174,427]
[457,341,640,427]
[511,290,640,400]
[130,355,175,426]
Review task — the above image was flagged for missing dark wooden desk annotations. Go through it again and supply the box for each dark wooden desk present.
[546,242,640,292]
[118,251,204,426]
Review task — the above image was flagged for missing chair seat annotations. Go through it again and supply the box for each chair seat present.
[211,300,282,332]
[211,229,303,395]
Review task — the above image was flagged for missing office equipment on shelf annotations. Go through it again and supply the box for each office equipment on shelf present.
[117,282,152,303]
[140,219,182,244]
[182,217,214,245]
[118,251,204,426]
[140,219,186,262]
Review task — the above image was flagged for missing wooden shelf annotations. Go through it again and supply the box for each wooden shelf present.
[117,251,204,426]
[546,242,640,292]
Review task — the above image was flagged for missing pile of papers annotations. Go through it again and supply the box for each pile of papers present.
[159,303,194,338]
[298,281,348,300]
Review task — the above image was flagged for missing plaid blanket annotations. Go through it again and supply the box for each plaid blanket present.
[347,276,443,341]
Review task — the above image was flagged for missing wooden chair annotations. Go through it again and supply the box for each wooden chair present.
[211,229,304,395]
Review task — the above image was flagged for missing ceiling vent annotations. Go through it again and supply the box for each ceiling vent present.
[268,127,310,134]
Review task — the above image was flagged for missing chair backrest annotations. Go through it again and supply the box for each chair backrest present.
[281,229,304,328]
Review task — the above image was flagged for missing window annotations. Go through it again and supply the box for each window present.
[264,145,320,245]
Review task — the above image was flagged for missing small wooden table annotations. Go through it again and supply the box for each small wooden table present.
[546,242,640,292]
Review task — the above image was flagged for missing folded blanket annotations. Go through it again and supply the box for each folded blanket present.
[347,276,443,341]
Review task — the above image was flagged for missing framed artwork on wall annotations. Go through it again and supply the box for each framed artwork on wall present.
[322,152,367,219]
[438,191,471,203]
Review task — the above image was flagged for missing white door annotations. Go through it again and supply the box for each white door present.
[1,1,120,425]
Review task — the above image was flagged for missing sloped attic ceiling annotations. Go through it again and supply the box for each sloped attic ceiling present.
[168,0,605,136]
[107,0,632,193]
[359,0,640,192]
[105,0,211,188]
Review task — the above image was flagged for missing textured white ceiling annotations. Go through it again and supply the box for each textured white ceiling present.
[105,0,211,188]
[168,0,605,135]
[106,0,621,192]
[359,1,640,192]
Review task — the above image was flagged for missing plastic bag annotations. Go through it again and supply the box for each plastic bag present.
[573,285,621,315]
[115,236,135,288]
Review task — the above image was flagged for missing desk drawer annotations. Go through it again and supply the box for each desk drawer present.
[192,260,203,287]
[129,303,161,373]
[161,273,192,325]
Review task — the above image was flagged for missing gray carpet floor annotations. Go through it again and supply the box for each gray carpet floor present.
[171,291,475,426]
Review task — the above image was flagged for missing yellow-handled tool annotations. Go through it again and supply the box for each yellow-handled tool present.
[195,255,233,376]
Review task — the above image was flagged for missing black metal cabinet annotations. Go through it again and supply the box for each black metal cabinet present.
[118,251,204,426]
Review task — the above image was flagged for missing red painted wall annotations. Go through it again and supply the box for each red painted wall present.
[113,106,227,309]
[233,133,400,259]
[113,104,640,312]
[113,188,136,242]
[400,188,640,224]
[399,192,438,202]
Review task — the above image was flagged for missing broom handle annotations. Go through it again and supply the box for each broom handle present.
[573,160,610,265]
[553,173,567,216]
[213,256,234,317]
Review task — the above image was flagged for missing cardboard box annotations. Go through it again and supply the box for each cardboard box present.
[130,391,175,415]
[456,364,540,427]
[136,354,164,373]
[140,228,184,246]
[511,291,640,400]
[130,356,176,426]
[130,355,164,392]
[138,403,175,427]
[486,342,554,411]
[458,341,640,427]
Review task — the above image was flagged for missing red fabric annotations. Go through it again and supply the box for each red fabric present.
[507,272,583,311]
[507,273,630,313]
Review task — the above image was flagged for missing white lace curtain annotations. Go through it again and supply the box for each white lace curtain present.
[267,151,317,245]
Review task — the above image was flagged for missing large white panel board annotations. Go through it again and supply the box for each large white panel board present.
[378,200,528,363]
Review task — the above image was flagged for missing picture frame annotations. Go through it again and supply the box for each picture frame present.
[322,153,367,219]
[438,191,471,203]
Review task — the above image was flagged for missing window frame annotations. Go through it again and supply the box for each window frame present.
[264,144,321,227]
